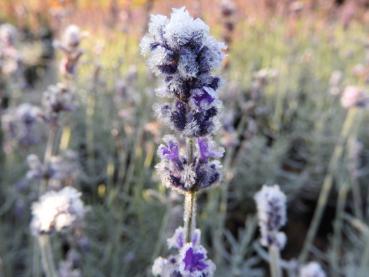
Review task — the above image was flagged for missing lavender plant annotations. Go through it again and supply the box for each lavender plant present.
[254,186,327,277]
[140,7,225,276]
[26,25,86,277]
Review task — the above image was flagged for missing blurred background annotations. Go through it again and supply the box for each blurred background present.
[1,0,369,276]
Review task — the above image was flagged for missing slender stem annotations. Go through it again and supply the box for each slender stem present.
[269,244,282,277]
[32,238,41,277]
[331,184,349,272]
[39,235,58,277]
[360,232,369,269]
[44,127,57,163]
[184,191,197,242]
[299,108,357,263]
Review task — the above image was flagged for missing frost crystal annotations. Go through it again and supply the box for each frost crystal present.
[31,187,86,235]
[254,185,287,249]
[299,262,326,277]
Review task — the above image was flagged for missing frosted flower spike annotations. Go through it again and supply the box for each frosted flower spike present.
[254,185,287,249]
[141,7,225,137]
[31,187,86,235]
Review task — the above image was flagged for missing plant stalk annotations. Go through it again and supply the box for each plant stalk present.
[39,235,58,277]
[184,191,197,242]
[299,108,357,262]
[269,244,282,277]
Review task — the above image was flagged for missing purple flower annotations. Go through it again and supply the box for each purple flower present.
[197,137,224,162]
[152,227,215,277]
[156,137,223,193]
[183,247,208,272]
[167,227,201,250]
[159,136,181,163]
[191,87,216,108]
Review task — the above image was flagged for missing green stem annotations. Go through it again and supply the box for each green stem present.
[360,232,369,270]
[299,108,357,263]
[269,244,282,277]
[184,191,197,242]
[39,236,58,277]
[331,184,349,272]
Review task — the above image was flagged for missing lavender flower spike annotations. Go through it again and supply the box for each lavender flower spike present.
[254,185,287,249]
[141,7,225,138]
[31,187,86,235]
[142,7,224,276]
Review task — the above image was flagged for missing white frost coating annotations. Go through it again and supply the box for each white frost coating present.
[140,7,225,77]
[63,25,81,48]
[254,185,287,249]
[31,187,86,235]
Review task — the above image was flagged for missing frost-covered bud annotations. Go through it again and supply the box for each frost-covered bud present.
[55,25,84,77]
[220,0,236,49]
[63,25,82,49]
[299,262,326,277]
[254,185,287,249]
[340,86,368,109]
[25,151,79,188]
[1,104,42,151]
[0,24,17,47]
[31,187,86,235]
[156,135,223,193]
[141,7,225,138]
[42,83,77,125]
[152,227,215,277]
